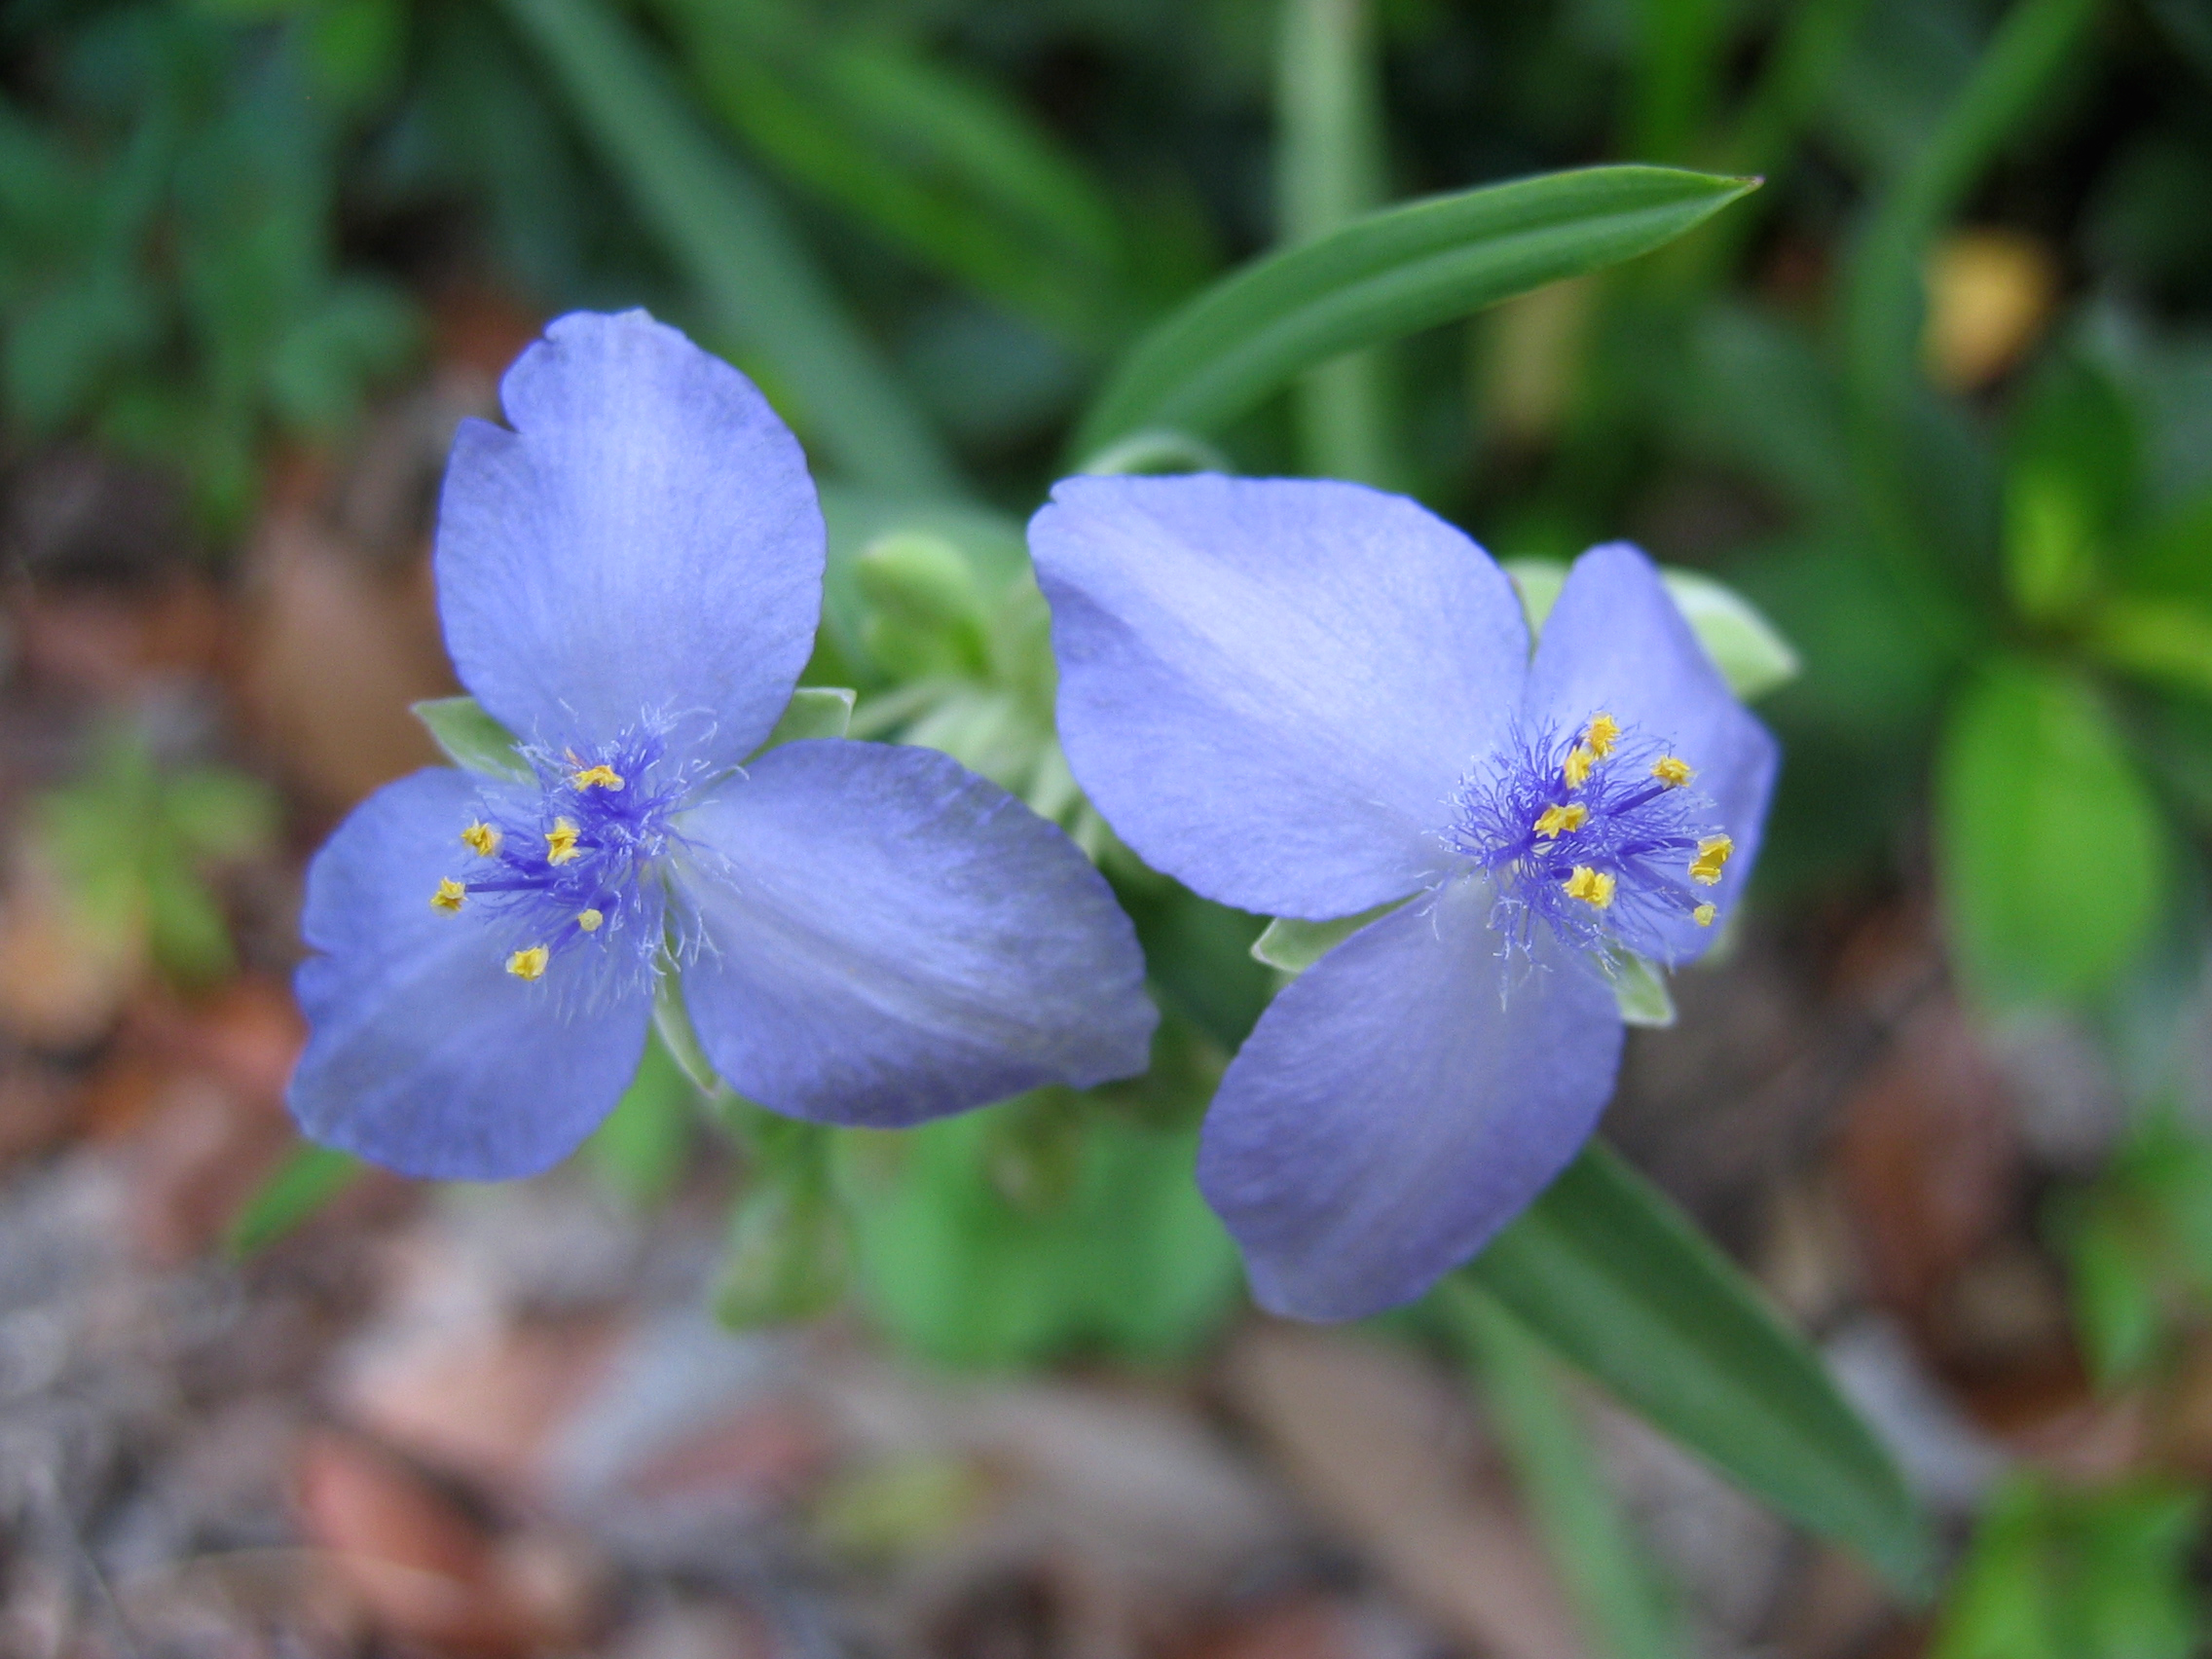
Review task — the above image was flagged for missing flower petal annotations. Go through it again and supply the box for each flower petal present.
[1526,542,1779,960]
[1197,877,1623,1320]
[436,310,825,765]
[1031,475,1529,919]
[289,769,652,1179]
[674,740,1155,1125]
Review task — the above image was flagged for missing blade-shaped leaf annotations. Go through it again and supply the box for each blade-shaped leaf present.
[1464,1140,1934,1597]
[226,1142,364,1258]
[496,0,956,496]
[1072,166,1756,460]
[413,696,532,780]
[1443,1281,1690,1659]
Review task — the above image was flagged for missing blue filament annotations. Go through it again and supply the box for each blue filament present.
[1449,719,1728,965]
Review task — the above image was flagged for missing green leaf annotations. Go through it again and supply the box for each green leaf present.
[664,5,1127,350]
[1934,1474,2207,1659]
[226,1142,364,1258]
[2000,350,2136,626]
[1936,660,2166,1009]
[495,0,956,497]
[757,686,856,752]
[1503,558,1800,700]
[1072,166,1757,459]
[1250,901,1402,974]
[840,1097,1241,1368]
[1443,1282,1690,1659]
[1464,1141,1933,1595]
[412,696,532,781]
[2086,597,2212,700]
[1658,570,1801,701]
[1603,949,1677,1028]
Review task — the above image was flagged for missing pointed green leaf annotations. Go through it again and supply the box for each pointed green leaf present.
[758,686,857,752]
[1073,166,1757,457]
[1443,1282,1690,1659]
[1465,1141,1933,1597]
[1251,901,1402,975]
[226,1142,364,1258]
[495,0,955,496]
[412,696,532,781]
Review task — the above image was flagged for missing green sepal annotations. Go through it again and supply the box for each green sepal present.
[411,695,533,781]
[1465,1141,1934,1597]
[1659,570,1801,701]
[1250,899,1403,975]
[1503,559,1800,702]
[1602,949,1677,1028]
[225,1141,365,1259]
[651,970,724,1095]
[758,686,857,751]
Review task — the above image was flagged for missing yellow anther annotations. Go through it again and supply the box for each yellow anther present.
[1532,802,1588,839]
[575,908,604,934]
[1564,866,1616,909]
[1563,747,1597,789]
[1651,756,1693,788]
[461,822,500,857]
[571,763,625,792]
[1584,713,1621,757]
[506,945,550,981]
[545,818,581,865]
[1693,903,1717,928]
[1689,834,1734,886]
[430,877,466,913]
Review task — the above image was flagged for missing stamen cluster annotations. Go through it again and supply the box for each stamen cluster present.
[1451,711,1733,965]
[429,719,708,1002]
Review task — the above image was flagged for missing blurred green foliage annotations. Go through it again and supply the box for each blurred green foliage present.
[1934,1473,2206,1659]
[34,723,277,987]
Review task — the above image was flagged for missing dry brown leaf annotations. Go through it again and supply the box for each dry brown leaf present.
[1222,1320,1584,1659]
[237,510,452,813]
[296,1431,600,1657]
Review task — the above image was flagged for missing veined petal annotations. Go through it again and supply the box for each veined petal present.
[1526,542,1779,961]
[436,311,825,766]
[1197,878,1623,1320]
[673,740,1154,1125]
[289,769,652,1180]
[1031,475,1528,920]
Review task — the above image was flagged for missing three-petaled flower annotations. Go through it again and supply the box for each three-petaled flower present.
[289,311,1154,1180]
[1031,475,1777,1319]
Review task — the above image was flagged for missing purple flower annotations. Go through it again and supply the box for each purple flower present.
[1030,475,1777,1319]
[288,311,1153,1180]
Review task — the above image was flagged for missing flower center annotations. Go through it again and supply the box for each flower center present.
[424,722,703,994]
[1451,710,1734,963]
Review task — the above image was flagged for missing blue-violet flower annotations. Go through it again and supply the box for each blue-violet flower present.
[289,312,1154,1179]
[1030,475,1777,1319]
